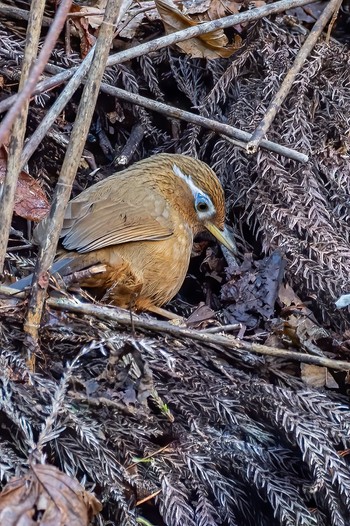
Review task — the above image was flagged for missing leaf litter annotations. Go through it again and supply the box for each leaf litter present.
[0,0,350,524]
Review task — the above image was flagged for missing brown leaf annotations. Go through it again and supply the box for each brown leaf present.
[278,283,335,355]
[0,147,49,222]
[155,0,239,58]
[300,364,339,389]
[0,464,102,526]
[70,5,96,58]
[205,0,242,21]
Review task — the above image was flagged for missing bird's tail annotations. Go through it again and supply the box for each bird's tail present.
[9,257,79,291]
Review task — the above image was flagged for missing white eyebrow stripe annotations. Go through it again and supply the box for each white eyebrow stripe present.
[173,163,203,198]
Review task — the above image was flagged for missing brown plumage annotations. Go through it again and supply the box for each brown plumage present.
[16,154,236,314]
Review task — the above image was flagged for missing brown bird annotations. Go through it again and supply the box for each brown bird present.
[13,154,236,316]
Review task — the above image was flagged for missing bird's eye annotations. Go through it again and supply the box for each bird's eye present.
[196,201,209,212]
[195,193,212,214]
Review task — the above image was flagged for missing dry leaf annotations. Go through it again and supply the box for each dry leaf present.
[0,464,102,526]
[205,0,242,21]
[181,0,212,15]
[278,283,334,356]
[70,4,97,57]
[0,147,49,222]
[300,364,339,389]
[155,0,239,58]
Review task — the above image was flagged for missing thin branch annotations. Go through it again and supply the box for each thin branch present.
[20,46,95,166]
[0,0,318,116]
[0,2,52,26]
[0,0,46,273]
[43,298,350,371]
[23,0,125,341]
[5,64,308,165]
[1,286,347,371]
[114,123,145,166]
[0,0,73,146]
[100,84,309,162]
[246,0,343,153]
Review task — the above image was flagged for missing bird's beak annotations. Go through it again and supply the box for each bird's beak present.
[205,223,237,255]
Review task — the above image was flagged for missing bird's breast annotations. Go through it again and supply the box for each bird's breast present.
[108,220,193,307]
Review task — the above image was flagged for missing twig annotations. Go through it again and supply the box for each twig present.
[0,0,318,117]
[100,84,309,162]
[246,0,343,153]
[136,490,162,506]
[68,391,136,415]
[114,123,145,166]
[0,66,75,115]
[2,60,308,163]
[1,285,346,371]
[46,298,350,371]
[0,0,73,146]
[20,46,95,166]
[202,324,241,333]
[0,0,46,273]
[23,0,126,341]
[326,0,342,42]
[0,2,52,26]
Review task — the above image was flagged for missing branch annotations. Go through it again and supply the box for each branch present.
[0,0,47,273]
[1,286,348,371]
[100,84,308,162]
[23,0,125,341]
[0,0,73,146]
[0,0,319,114]
[43,298,350,371]
[246,0,343,153]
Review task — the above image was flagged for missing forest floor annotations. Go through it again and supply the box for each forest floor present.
[0,1,350,525]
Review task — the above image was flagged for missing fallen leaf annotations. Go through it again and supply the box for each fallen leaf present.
[286,1,327,23]
[186,301,216,327]
[0,147,49,222]
[181,0,212,15]
[155,0,239,58]
[205,0,242,21]
[300,364,339,389]
[0,464,102,526]
[70,4,97,57]
[278,283,334,356]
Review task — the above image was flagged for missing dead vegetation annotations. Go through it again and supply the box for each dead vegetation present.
[0,0,350,525]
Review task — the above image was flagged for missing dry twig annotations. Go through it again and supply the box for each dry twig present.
[0,0,73,146]
[46,298,350,371]
[101,84,309,162]
[0,0,47,273]
[246,0,344,153]
[0,0,318,115]
[1,286,348,371]
[23,0,126,341]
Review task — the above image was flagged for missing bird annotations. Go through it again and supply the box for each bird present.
[11,153,236,316]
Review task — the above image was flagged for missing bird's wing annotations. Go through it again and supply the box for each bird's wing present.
[61,195,173,252]
[56,182,174,252]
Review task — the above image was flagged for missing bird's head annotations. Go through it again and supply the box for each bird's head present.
[159,154,237,254]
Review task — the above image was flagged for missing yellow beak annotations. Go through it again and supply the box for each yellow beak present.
[205,223,237,255]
